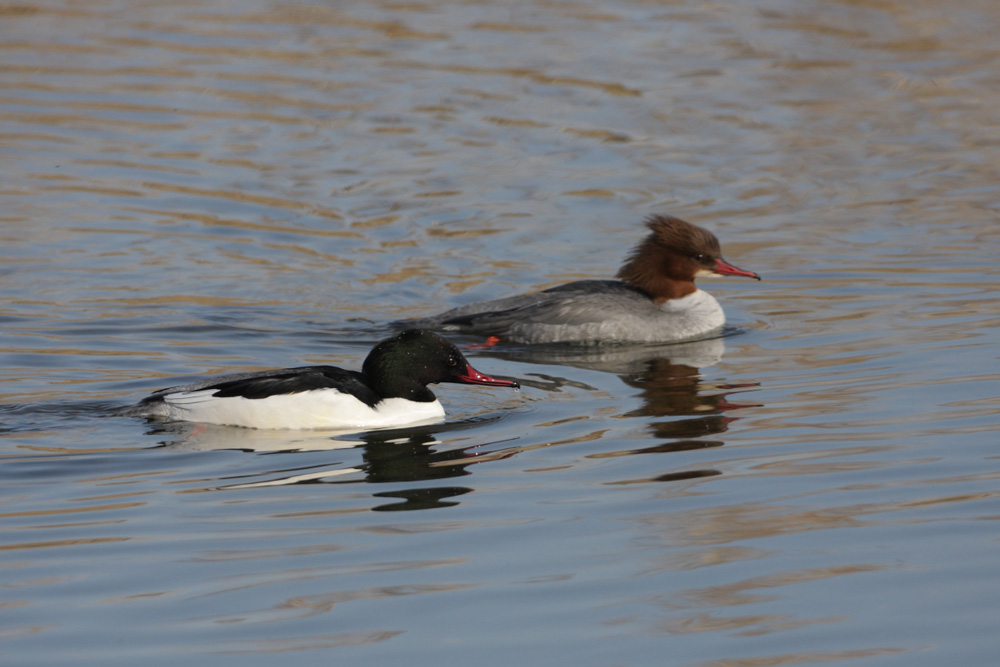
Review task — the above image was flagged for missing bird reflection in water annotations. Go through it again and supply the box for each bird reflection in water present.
[481,333,760,484]
[144,418,511,511]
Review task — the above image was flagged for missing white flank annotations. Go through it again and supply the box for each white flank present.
[155,388,446,430]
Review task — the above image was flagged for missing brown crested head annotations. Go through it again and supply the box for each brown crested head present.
[616,214,758,303]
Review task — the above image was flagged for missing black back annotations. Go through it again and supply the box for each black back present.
[140,366,381,408]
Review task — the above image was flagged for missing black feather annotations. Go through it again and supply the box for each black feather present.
[142,366,382,407]
[208,367,378,405]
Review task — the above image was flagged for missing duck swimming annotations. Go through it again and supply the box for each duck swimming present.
[121,330,519,430]
[401,214,760,344]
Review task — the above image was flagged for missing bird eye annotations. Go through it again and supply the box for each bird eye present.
[694,254,705,261]
[448,357,459,367]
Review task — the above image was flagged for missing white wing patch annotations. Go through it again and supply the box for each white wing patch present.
[161,389,224,406]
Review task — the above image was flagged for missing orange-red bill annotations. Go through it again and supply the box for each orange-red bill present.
[714,257,760,280]
[456,364,520,389]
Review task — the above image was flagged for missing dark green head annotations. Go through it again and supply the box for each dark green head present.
[362,329,519,401]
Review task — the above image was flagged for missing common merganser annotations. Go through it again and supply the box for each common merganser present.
[401,214,760,344]
[121,329,519,430]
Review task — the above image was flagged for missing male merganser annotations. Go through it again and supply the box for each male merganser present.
[121,329,519,430]
[401,214,760,344]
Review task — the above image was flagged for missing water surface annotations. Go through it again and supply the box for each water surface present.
[3,1,1000,665]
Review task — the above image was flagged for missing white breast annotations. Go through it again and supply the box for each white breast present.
[656,289,726,340]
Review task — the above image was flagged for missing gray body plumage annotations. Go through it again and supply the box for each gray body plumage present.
[400,280,726,345]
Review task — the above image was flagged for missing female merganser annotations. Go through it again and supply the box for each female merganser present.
[401,214,760,344]
[121,329,519,430]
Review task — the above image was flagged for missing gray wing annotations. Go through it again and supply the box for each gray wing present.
[401,281,657,339]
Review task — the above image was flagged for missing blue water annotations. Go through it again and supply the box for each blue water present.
[3,1,1000,665]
